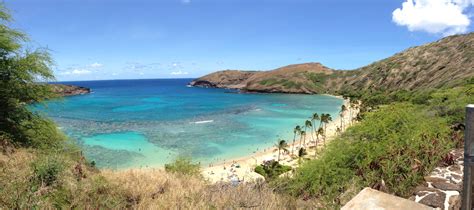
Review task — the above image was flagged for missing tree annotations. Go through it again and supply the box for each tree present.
[311,113,320,143]
[300,130,306,148]
[297,147,307,165]
[317,127,324,145]
[0,5,64,148]
[340,104,347,130]
[292,125,301,156]
[304,120,313,144]
[320,114,333,143]
[349,99,357,125]
[275,139,288,161]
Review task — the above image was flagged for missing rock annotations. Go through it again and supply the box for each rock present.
[50,84,91,97]
[448,165,462,174]
[451,174,462,181]
[342,188,433,210]
[425,176,449,183]
[448,195,461,210]
[416,191,430,197]
[431,181,461,191]
[419,191,446,209]
[414,186,439,193]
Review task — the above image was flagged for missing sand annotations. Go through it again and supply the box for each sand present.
[202,98,360,183]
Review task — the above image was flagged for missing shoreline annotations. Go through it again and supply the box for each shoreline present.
[201,97,359,183]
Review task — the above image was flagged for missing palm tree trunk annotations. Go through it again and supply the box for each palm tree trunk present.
[292,133,296,156]
[278,148,281,161]
[303,134,306,147]
[299,135,303,148]
[324,123,327,145]
[304,127,307,146]
[350,108,353,125]
[340,115,343,130]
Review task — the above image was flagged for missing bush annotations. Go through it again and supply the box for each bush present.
[31,155,66,187]
[254,160,292,180]
[276,103,453,207]
[164,157,201,176]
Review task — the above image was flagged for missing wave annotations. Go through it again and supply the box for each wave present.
[193,120,214,124]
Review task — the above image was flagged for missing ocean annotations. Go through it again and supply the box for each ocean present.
[32,79,343,169]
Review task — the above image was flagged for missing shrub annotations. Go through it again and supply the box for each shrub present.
[254,160,292,180]
[276,103,453,207]
[164,156,201,176]
[31,155,66,187]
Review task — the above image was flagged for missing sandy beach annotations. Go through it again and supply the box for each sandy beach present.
[202,98,360,183]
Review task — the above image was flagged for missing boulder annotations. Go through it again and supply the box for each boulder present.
[431,181,461,192]
[419,191,446,209]
[448,195,461,210]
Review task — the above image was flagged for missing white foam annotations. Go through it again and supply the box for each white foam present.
[194,120,214,124]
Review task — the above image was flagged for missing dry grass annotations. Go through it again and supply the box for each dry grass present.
[101,168,316,209]
[0,149,317,209]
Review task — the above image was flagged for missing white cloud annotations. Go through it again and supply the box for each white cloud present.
[392,0,474,36]
[59,69,92,75]
[181,0,191,4]
[89,62,103,68]
[170,70,189,75]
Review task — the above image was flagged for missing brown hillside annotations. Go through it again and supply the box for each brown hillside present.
[190,32,474,94]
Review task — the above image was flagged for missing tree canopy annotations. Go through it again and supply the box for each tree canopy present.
[0,5,64,148]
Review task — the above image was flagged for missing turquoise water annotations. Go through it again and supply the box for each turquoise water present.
[33,79,343,169]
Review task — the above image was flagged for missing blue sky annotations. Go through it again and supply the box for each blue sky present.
[6,0,474,81]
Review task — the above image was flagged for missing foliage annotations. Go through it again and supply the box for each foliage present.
[254,160,292,180]
[0,4,65,149]
[31,154,66,187]
[275,103,454,207]
[164,156,201,177]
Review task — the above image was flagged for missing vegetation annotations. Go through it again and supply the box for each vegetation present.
[1,2,472,208]
[254,160,292,180]
[274,81,473,207]
[0,5,65,149]
[164,156,201,177]
[0,4,315,208]
[275,139,289,161]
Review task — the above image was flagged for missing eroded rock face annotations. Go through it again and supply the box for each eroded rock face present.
[50,84,91,97]
[188,80,217,88]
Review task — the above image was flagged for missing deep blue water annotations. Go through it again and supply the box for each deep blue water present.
[33,79,343,169]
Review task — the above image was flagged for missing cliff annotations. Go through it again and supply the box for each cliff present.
[190,33,474,94]
[50,84,91,97]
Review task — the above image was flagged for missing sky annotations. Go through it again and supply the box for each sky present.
[6,0,474,81]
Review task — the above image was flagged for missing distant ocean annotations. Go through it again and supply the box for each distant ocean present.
[33,79,343,169]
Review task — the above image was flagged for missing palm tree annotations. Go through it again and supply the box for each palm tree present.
[311,113,320,142]
[297,147,307,165]
[340,104,347,130]
[299,130,306,148]
[304,120,313,144]
[276,139,288,161]
[349,99,357,125]
[322,114,333,140]
[317,127,324,145]
[292,125,301,156]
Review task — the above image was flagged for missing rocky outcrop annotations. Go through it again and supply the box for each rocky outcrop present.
[189,70,257,89]
[409,149,463,210]
[190,32,474,94]
[190,62,334,94]
[50,84,91,97]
